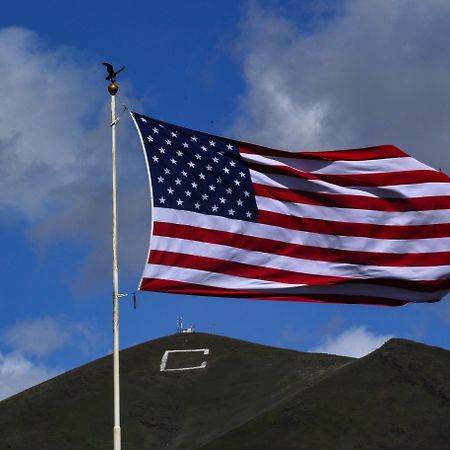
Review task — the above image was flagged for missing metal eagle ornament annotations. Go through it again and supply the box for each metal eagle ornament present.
[102,62,125,95]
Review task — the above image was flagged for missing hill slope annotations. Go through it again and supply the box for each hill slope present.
[0,333,350,450]
[200,339,450,450]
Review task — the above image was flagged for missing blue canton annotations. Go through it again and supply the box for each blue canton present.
[133,112,258,222]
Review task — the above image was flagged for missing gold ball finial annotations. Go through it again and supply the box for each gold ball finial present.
[108,83,119,95]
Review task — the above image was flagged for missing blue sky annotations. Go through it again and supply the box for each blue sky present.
[1,0,450,399]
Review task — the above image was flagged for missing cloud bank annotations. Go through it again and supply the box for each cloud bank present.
[0,27,149,290]
[4,316,106,357]
[233,0,450,174]
[0,315,107,400]
[4,316,70,357]
[0,351,59,401]
[0,27,103,219]
[311,325,394,358]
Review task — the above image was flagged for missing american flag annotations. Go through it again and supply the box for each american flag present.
[131,111,450,306]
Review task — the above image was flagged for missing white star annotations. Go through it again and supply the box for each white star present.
[201,146,207,151]
[194,202,200,209]
[228,209,235,216]
[230,161,236,167]
[212,205,219,212]
[244,190,250,197]
[226,144,233,150]
[219,197,226,204]
[157,176,164,183]
[199,173,206,180]
[209,184,216,191]
[158,124,165,128]
[164,168,170,174]
[140,117,147,122]
[176,150,183,157]
[181,170,188,177]
[237,199,243,206]
[246,211,252,218]
[152,156,159,162]
[147,135,154,142]
[226,188,232,194]
[167,187,174,194]
[185,190,192,197]
[171,131,177,137]
[212,157,219,163]
[191,182,198,188]
[158,147,166,153]
[234,179,241,186]
[239,171,245,177]
[176,198,184,206]
[202,193,209,200]
[209,140,216,147]
[216,176,222,183]
[191,135,198,142]
[170,158,177,164]
[182,142,189,148]
[218,151,224,155]
[175,178,182,185]
[159,196,166,204]
[188,161,195,168]
[152,127,158,133]
[223,167,230,174]
[165,139,172,145]
[206,165,212,171]
[195,153,202,160]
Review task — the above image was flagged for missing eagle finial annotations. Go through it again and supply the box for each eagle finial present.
[102,62,125,95]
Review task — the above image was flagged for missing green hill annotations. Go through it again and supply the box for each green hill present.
[0,333,449,449]
[200,338,450,450]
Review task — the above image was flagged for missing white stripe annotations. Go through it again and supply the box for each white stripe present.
[242,153,430,175]
[250,170,450,199]
[154,208,450,254]
[144,263,298,289]
[151,235,450,281]
[256,196,450,226]
[143,264,443,302]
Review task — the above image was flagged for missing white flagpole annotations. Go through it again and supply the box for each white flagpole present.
[107,74,121,450]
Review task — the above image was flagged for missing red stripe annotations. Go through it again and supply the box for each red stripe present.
[153,222,450,267]
[239,144,407,162]
[140,278,407,306]
[258,210,450,240]
[248,161,450,188]
[148,245,450,292]
[149,249,352,285]
[254,183,450,212]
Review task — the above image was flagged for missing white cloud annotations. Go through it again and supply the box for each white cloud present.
[4,316,69,356]
[0,26,149,289]
[0,27,104,219]
[310,325,394,358]
[0,315,107,399]
[3,316,107,357]
[0,352,59,400]
[233,1,450,173]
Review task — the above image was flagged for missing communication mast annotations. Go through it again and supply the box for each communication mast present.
[176,316,195,333]
[176,316,183,333]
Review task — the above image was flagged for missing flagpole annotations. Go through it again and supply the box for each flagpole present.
[108,74,121,450]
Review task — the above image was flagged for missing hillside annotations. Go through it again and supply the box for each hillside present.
[0,333,350,449]
[0,333,449,449]
[200,339,450,450]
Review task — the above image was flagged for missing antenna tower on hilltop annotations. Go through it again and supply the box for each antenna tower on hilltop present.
[176,316,183,333]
